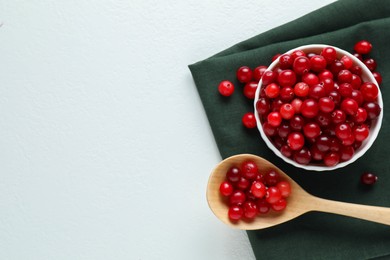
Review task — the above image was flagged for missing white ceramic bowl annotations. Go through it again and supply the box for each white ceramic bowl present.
[254,44,383,171]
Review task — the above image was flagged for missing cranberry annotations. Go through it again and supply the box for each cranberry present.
[263,122,277,136]
[291,98,303,113]
[329,60,345,76]
[219,181,234,196]
[243,81,258,99]
[342,134,355,146]
[341,98,358,115]
[230,190,246,206]
[328,90,341,106]
[294,82,310,97]
[354,124,369,142]
[302,73,319,86]
[301,99,319,118]
[340,55,353,69]
[323,152,340,166]
[277,122,291,138]
[287,132,305,150]
[311,145,325,161]
[363,58,377,71]
[265,83,280,98]
[257,199,271,214]
[279,54,293,69]
[280,103,295,120]
[335,123,352,140]
[318,97,335,113]
[360,172,378,185]
[262,70,277,85]
[338,83,353,98]
[360,82,379,102]
[309,84,327,100]
[280,145,293,158]
[316,112,332,128]
[351,89,364,106]
[350,74,362,90]
[267,112,282,127]
[353,53,363,61]
[265,186,282,204]
[237,177,250,190]
[243,201,258,219]
[291,50,306,60]
[290,115,305,131]
[293,147,312,165]
[228,205,244,220]
[373,71,382,85]
[241,160,258,179]
[303,122,321,139]
[253,66,268,81]
[226,166,241,183]
[350,65,363,76]
[271,198,287,211]
[278,69,297,87]
[340,145,354,161]
[354,40,372,54]
[280,87,295,102]
[315,134,332,152]
[322,78,335,93]
[293,56,311,75]
[256,98,271,116]
[242,112,257,129]
[218,80,234,96]
[276,181,291,197]
[264,170,280,186]
[310,55,327,72]
[318,70,334,80]
[236,66,253,83]
[331,109,346,124]
[271,98,284,112]
[363,102,381,119]
[250,181,266,198]
[338,69,353,83]
[321,46,337,64]
[353,107,368,123]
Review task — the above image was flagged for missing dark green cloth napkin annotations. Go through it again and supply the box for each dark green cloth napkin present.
[189,0,390,259]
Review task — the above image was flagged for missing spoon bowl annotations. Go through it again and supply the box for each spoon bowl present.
[207,154,390,230]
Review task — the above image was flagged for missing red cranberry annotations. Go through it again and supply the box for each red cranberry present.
[335,123,352,140]
[353,107,368,123]
[341,98,358,115]
[340,55,353,69]
[265,186,282,204]
[271,198,287,211]
[267,112,282,127]
[363,102,381,119]
[279,54,293,69]
[277,122,292,138]
[293,147,312,165]
[302,73,319,86]
[363,58,377,71]
[265,83,280,98]
[287,132,305,150]
[338,83,353,98]
[243,201,258,219]
[294,82,310,97]
[243,81,258,99]
[318,97,335,113]
[226,166,241,183]
[293,56,311,75]
[236,66,253,83]
[353,124,369,142]
[264,170,280,186]
[262,70,277,85]
[250,181,266,198]
[220,181,234,196]
[373,71,382,85]
[256,98,271,116]
[360,82,379,102]
[360,172,378,185]
[229,190,246,205]
[263,122,277,136]
[280,103,295,119]
[290,115,305,131]
[321,47,337,64]
[257,199,271,214]
[241,160,258,179]
[350,74,362,90]
[303,122,321,139]
[228,205,244,220]
[291,50,306,60]
[242,112,257,129]
[280,87,295,102]
[218,80,234,96]
[253,66,268,81]
[301,99,319,118]
[309,84,327,100]
[323,152,340,166]
[340,145,354,161]
[354,40,372,55]
[315,134,332,152]
[278,69,297,87]
[338,69,353,83]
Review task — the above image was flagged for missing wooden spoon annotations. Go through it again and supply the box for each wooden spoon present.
[207,154,390,230]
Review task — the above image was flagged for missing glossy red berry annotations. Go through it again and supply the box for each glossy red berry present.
[287,132,305,150]
[250,181,266,198]
[257,199,271,214]
[242,112,257,129]
[278,69,297,87]
[264,170,280,186]
[218,80,234,96]
[323,152,340,166]
[226,166,241,183]
[360,82,379,102]
[354,40,372,55]
[220,181,234,196]
[241,160,258,179]
[363,102,381,119]
[280,103,295,120]
[335,123,352,140]
[265,83,280,98]
[243,201,258,219]
[228,205,244,220]
[271,198,287,211]
[321,47,337,64]
[363,58,377,71]
[360,172,378,185]
[265,186,282,204]
[229,190,246,205]
[237,66,253,83]
[267,112,282,127]
[310,55,327,72]
[373,71,382,85]
[243,82,258,99]
[341,98,358,115]
[303,122,321,139]
[279,54,293,69]
[293,56,311,75]
[353,124,369,142]
[276,181,291,197]
[253,66,268,81]
[294,82,310,97]
[293,147,311,165]
[318,97,335,113]
[301,99,319,118]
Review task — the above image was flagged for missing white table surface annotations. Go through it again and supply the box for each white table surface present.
[1,1,336,259]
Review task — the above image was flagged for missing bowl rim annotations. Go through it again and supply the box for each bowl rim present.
[253,44,383,171]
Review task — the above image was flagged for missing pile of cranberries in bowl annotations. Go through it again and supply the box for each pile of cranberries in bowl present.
[254,44,383,171]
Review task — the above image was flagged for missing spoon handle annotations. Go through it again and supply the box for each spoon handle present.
[311,197,390,226]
